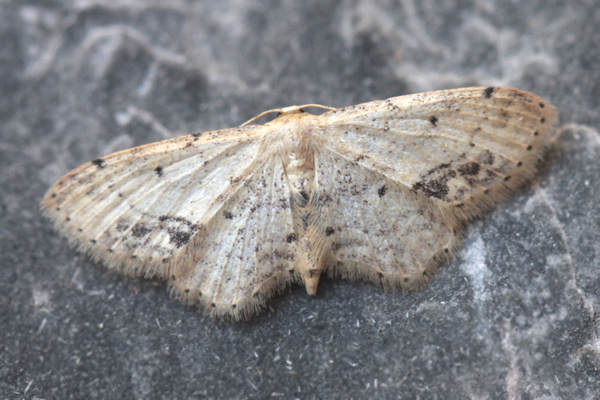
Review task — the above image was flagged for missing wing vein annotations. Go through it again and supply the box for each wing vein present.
[65,140,250,225]
[329,121,525,161]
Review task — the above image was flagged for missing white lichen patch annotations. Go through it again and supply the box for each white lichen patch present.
[461,236,491,303]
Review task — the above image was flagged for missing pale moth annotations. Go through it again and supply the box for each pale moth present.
[42,87,557,319]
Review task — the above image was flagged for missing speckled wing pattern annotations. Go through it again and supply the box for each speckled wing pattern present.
[168,153,297,318]
[313,150,459,289]
[314,86,557,288]
[42,86,557,319]
[42,125,279,310]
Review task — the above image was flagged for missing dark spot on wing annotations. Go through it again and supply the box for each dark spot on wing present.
[413,163,458,200]
[92,158,106,169]
[155,215,202,248]
[116,219,130,232]
[223,211,233,219]
[325,227,335,236]
[286,233,297,243]
[132,223,152,238]
[168,229,191,248]
[426,162,451,175]
[293,190,310,208]
[457,162,480,176]
[154,166,163,177]
[429,116,438,126]
[413,179,449,199]
[377,185,387,198]
[318,192,333,203]
[484,87,494,98]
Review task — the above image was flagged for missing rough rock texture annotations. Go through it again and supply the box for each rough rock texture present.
[1,1,598,399]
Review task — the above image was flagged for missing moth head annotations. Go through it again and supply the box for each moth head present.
[241,104,336,127]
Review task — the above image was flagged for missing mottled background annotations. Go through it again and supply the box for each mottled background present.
[1,1,599,399]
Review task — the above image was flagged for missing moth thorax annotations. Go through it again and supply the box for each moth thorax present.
[286,148,316,199]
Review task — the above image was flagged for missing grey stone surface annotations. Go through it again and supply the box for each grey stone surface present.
[1,1,599,399]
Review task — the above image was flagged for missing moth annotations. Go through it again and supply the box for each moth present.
[42,87,557,319]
